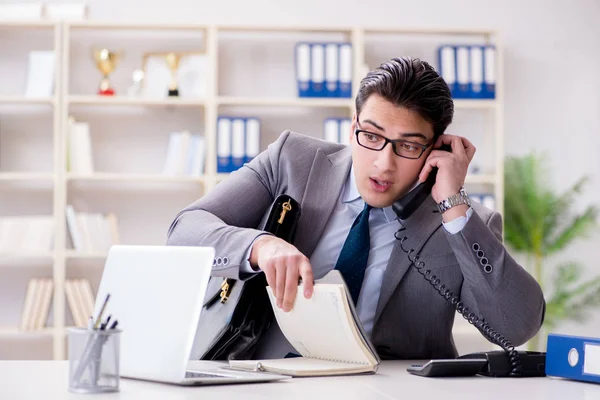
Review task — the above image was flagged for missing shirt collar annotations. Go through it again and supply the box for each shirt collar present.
[342,165,398,223]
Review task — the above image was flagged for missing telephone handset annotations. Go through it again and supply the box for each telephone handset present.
[392,144,546,378]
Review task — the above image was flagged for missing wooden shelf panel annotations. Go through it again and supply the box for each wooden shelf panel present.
[0,173,54,181]
[66,173,205,184]
[0,96,55,105]
[0,253,54,260]
[217,96,354,108]
[68,95,205,107]
[0,327,55,336]
[65,251,108,260]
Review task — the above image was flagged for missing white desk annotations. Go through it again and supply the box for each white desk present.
[2,360,600,399]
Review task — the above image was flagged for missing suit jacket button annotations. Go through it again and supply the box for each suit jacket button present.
[472,243,481,252]
[480,257,489,266]
[484,264,493,273]
[223,257,229,265]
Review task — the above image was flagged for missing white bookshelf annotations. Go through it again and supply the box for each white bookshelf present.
[0,21,504,359]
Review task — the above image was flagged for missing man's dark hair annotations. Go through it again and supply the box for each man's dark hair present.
[355,57,454,139]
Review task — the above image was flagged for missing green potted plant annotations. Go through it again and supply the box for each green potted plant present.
[503,152,600,351]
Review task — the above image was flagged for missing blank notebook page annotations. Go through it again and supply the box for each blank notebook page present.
[266,284,371,365]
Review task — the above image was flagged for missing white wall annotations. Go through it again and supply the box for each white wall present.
[7,0,600,337]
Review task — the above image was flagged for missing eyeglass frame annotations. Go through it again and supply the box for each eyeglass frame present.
[354,118,433,160]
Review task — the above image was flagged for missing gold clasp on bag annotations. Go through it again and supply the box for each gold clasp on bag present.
[220,279,233,303]
[277,200,292,224]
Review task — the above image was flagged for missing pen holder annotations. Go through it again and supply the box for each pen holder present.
[68,327,122,394]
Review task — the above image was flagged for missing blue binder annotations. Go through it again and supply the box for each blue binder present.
[469,45,484,99]
[295,43,311,98]
[309,43,326,97]
[482,45,496,99]
[437,45,458,98]
[338,43,352,98]
[546,333,600,384]
[325,43,339,97]
[217,117,232,173]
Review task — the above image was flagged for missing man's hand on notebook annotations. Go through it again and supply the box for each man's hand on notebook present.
[250,235,314,312]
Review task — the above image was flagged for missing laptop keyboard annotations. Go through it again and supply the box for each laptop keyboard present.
[185,371,230,379]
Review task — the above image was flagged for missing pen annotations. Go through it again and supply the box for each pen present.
[93,294,110,329]
[100,315,112,331]
[87,316,93,330]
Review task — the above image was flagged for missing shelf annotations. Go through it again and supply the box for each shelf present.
[465,174,496,185]
[68,95,206,107]
[0,252,54,260]
[67,21,208,31]
[453,99,496,109]
[0,21,56,29]
[217,96,354,108]
[0,96,55,105]
[66,173,205,184]
[65,251,107,260]
[0,327,55,336]
[0,173,54,182]
[364,26,497,36]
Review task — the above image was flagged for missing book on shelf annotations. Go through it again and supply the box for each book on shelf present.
[65,205,120,253]
[228,270,380,377]
[323,117,351,146]
[162,130,205,176]
[0,215,54,253]
[64,279,95,328]
[67,118,94,174]
[19,278,53,331]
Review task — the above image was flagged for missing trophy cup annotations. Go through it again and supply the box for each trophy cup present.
[93,48,120,96]
[165,52,181,97]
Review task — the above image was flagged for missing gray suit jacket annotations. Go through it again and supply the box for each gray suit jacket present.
[166,130,545,360]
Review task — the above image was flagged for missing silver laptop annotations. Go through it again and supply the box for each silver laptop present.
[93,245,288,385]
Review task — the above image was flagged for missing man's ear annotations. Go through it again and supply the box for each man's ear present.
[349,113,357,143]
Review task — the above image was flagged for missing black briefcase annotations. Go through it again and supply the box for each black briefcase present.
[192,194,301,361]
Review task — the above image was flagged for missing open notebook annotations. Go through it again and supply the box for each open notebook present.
[228,270,381,377]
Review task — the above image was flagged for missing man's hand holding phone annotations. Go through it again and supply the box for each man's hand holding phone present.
[249,235,314,313]
[418,134,476,221]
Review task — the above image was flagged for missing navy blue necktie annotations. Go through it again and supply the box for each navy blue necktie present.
[334,203,372,304]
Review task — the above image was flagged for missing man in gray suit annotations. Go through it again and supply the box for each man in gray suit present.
[166,57,545,360]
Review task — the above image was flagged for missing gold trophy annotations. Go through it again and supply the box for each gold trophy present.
[93,48,120,96]
[165,52,181,97]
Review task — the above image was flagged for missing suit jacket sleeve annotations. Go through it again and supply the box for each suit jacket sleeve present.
[165,132,292,279]
[444,209,546,347]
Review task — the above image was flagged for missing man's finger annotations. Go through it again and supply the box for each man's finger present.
[275,261,286,309]
[419,156,440,182]
[299,259,314,299]
[282,265,299,312]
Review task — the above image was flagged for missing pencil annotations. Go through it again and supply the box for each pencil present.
[93,294,111,329]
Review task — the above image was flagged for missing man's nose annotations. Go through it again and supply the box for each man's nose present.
[373,143,397,172]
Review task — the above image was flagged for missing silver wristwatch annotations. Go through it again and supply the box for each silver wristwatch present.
[437,187,471,213]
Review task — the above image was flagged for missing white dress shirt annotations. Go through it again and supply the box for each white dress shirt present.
[243,166,472,338]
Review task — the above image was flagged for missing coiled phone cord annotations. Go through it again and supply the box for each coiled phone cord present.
[394,230,524,377]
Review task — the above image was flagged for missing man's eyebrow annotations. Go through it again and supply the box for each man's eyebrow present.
[363,119,429,141]
[400,132,429,141]
[362,119,385,131]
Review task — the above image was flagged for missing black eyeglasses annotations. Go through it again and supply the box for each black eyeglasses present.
[354,120,432,160]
